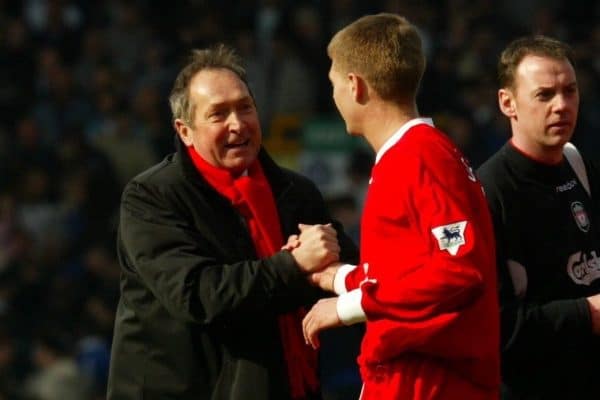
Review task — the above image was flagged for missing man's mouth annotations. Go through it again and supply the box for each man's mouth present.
[548,121,571,129]
[225,140,250,149]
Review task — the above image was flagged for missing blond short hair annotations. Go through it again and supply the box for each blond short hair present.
[327,13,425,103]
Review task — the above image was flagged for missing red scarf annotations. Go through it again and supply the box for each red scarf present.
[187,147,319,399]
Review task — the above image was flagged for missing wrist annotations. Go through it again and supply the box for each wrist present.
[333,264,356,294]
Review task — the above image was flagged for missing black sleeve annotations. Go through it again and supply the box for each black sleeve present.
[118,181,310,326]
[269,174,360,310]
[480,178,593,363]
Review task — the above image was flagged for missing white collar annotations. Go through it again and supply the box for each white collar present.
[375,117,434,164]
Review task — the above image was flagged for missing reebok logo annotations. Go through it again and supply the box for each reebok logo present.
[556,179,577,193]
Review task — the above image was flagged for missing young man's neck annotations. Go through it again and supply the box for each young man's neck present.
[363,102,419,152]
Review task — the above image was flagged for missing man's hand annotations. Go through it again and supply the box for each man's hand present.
[308,263,341,292]
[587,294,600,335]
[291,224,340,273]
[302,297,342,349]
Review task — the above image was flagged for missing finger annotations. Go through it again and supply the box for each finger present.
[303,308,321,349]
[302,312,312,344]
[324,247,341,261]
[322,231,340,244]
[318,233,336,244]
[298,223,311,232]
[332,244,341,256]
[306,321,320,349]
[321,224,336,236]
[288,237,301,249]
[324,240,340,251]
[305,318,314,348]
[282,240,298,251]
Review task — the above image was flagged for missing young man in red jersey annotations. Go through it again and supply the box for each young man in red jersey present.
[302,13,500,400]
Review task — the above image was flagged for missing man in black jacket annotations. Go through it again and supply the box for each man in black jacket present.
[107,44,359,400]
[477,35,600,399]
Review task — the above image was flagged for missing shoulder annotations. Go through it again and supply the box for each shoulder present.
[475,147,514,215]
[401,123,447,149]
[396,124,470,178]
[377,125,483,203]
[477,145,510,189]
[406,124,461,162]
[121,153,183,204]
[129,153,179,186]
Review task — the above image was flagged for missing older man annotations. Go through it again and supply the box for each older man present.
[107,44,358,400]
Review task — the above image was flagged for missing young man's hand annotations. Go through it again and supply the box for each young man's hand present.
[302,297,342,349]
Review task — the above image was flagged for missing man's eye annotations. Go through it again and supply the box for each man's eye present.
[536,92,552,101]
[565,86,578,95]
[209,111,226,119]
[240,103,254,112]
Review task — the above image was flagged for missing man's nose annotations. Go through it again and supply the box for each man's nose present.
[227,112,243,132]
[553,94,570,111]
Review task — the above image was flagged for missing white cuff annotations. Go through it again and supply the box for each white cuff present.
[336,288,367,325]
[333,264,357,295]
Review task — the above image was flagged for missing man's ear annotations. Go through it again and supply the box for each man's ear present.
[174,119,193,146]
[348,72,368,104]
[498,88,516,118]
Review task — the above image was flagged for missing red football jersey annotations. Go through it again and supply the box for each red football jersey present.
[338,119,499,399]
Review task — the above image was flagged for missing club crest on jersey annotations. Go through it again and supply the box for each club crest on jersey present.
[431,221,467,256]
[571,201,590,233]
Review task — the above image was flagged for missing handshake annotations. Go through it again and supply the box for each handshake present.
[282,223,349,349]
[282,223,343,293]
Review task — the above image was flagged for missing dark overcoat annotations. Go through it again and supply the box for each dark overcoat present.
[107,141,359,399]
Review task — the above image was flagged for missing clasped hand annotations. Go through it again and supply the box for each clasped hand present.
[283,223,340,274]
[282,223,345,349]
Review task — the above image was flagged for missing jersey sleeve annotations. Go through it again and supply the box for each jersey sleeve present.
[342,263,366,292]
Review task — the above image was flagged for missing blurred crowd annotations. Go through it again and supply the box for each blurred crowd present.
[0,0,599,399]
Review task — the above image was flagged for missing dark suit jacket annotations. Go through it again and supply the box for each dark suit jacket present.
[107,140,359,399]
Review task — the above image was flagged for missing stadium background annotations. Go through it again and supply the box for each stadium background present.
[0,0,598,398]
